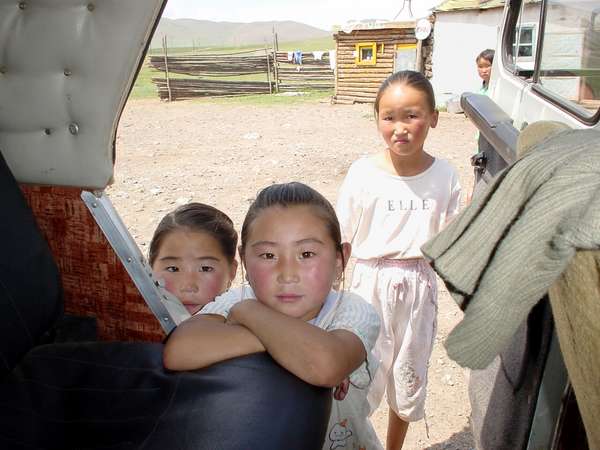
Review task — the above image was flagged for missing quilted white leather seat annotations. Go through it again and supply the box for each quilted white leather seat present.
[0,0,165,188]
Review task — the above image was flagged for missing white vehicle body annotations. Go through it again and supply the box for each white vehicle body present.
[461,1,599,449]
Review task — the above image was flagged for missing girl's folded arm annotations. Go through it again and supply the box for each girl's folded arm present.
[231,300,366,387]
[162,314,266,371]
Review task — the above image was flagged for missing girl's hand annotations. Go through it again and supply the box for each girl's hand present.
[333,378,350,401]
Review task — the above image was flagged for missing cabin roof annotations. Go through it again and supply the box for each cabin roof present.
[436,0,539,12]
[435,0,505,12]
[334,20,417,35]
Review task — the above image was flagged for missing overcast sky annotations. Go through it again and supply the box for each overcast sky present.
[162,0,443,31]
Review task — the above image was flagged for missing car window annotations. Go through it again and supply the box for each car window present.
[538,0,600,120]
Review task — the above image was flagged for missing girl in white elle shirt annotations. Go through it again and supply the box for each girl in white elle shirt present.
[336,71,461,450]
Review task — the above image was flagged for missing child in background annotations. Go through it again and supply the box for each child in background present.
[163,182,384,450]
[469,49,496,202]
[336,71,461,449]
[149,202,238,315]
[476,49,495,95]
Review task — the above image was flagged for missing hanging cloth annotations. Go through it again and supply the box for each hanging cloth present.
[293,50,303,65]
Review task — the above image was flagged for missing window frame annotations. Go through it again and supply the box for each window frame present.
[355,42,377,66]
[513,23,537,59]
[393,43,418,72]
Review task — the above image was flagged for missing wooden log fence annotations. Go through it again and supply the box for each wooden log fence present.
[149,47,334,99]
[151,78,275,100]
[149,55,271,77]
[274,51,334,92]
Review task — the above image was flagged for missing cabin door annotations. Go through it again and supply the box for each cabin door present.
[394,43,417,72]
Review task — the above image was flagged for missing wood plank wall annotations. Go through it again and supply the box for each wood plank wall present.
[333,26,434,105]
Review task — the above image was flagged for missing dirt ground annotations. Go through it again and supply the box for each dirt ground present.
[109,97,478,450]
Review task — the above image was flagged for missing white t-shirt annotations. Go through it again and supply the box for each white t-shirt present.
[336,156,461,260]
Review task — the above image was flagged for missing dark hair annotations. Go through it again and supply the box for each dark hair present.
[241,182,343,262]
[149,203,238,266]
[476,49,495,64]
[374,70,436,118]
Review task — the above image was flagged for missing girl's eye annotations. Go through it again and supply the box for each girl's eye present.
[300,251,316,259]
[165,266,179,273]
[383,115,393,121]
[259,252,275,260]
[200,266,214,273]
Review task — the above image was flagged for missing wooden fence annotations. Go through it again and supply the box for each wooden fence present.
[149,48,334,100]
[275,51,334,92]
[149,50,275,100]
[151,78,275,99]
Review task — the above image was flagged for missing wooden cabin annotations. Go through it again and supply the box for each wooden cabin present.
[332,22,434,104]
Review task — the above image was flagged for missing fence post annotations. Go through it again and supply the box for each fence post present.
[265,46,273,94]
[162,35,172,102]
[272,31,280,93]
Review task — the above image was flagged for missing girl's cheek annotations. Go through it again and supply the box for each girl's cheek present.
[206,273,228,297]
[245,262,275,298]
[246,263,271,287]
[152,270,177,295]
[189,272,226,299]
[161,276,178,296]
[305,264,336,289]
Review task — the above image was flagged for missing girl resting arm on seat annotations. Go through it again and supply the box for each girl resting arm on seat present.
[163,182,382,450]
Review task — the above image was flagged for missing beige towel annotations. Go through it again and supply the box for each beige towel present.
[549,250,600,450]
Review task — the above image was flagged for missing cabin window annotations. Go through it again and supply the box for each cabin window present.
[536,0,600,121]
[513,24,536,58]
[355,43,377,65]
[394,43,417,72]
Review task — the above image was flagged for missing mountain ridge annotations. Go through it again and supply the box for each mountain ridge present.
[151,18,331,49]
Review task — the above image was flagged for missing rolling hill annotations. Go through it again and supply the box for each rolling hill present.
[151,18,331,49]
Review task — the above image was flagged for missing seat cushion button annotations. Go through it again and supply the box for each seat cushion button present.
[87,3,95,11]
[64,69,72,76]
[68,123,79,135]
[44,128,52,135]
[18,2,27,10]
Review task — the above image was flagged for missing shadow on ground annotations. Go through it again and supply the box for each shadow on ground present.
[425,426,474,450]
